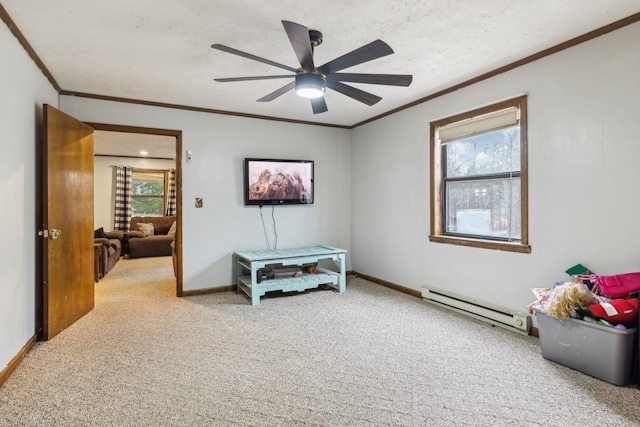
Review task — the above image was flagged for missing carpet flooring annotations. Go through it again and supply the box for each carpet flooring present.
[1,256,639,426]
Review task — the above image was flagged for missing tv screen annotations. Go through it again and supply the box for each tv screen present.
[244,158,314,206]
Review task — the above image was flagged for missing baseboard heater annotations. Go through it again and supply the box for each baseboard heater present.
[422,287,531,335]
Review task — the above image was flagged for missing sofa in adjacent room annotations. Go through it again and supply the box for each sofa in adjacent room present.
[94,227,122,277]
[126,215,176,258]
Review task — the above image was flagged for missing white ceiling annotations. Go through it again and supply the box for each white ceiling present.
[93,130,176,160]
[3,0,640,129]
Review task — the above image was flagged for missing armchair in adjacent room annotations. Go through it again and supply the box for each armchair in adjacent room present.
[94,228,122,278]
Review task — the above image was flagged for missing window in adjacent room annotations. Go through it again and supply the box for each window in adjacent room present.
[429,95,530,253]
[131,169,166,216]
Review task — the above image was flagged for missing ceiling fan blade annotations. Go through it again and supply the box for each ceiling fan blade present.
[326,81,382,106]
[257,81,296,102]
[328,73,412,87]
[282,20,315,71]
[215,75,294,83]
[311,97,328,114]
[318,40,394,75]
[211,44,298,73]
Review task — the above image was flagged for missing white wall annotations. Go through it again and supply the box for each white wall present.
[94,155,176,230]
[60,98,352,292]
[0,22,58,371]
[351,22,640,314]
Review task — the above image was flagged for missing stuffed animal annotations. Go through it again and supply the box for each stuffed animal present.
[545,282,600,319]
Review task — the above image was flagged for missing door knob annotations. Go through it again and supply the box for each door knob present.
[49,229,61,240]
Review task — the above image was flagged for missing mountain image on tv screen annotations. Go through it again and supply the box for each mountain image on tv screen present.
[244,159,314,205]
[248,168,310,202]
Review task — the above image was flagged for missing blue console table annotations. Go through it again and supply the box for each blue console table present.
[234,245,347,305]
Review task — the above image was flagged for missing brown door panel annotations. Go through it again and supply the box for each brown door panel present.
[42,104,94,340]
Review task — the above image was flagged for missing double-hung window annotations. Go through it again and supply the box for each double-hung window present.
[429,95,530,253]
[131,169,166,217]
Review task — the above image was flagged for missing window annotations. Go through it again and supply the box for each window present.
[429,95,530,253]
[131,169,166,216]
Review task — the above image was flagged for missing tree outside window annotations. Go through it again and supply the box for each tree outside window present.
[131,170,165,216]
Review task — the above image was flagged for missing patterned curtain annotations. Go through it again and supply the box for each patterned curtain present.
[114,166,133,231]
[165,168,176,216]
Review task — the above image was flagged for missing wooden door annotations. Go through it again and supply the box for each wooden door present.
[40,104,95,340]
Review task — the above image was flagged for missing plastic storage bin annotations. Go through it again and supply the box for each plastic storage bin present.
[535,308,637,385]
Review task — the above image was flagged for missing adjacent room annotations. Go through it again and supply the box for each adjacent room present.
[1,1,640,425]
[92,130,178,283]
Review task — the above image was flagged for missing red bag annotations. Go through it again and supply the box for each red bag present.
[594,272,640,298]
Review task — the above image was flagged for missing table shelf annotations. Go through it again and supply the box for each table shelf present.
[234,246,347,305]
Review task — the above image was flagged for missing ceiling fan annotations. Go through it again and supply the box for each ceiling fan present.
[211,20,412,114]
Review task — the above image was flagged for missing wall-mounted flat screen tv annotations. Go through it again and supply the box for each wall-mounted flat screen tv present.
[244,158,314,206]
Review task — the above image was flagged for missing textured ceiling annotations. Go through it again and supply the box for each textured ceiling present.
[2,0,640,128]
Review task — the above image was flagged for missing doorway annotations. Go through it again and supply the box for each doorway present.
[89,123,183,296]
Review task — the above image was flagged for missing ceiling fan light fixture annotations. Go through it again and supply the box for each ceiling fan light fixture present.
[295,73,326,99]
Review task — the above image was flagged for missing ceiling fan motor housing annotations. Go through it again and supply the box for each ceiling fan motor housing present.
[295,72,326,98]
[308,30,323,47]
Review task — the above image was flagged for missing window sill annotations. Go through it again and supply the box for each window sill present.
[428,235,531,253]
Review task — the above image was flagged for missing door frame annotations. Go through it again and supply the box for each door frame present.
[88,122,184,296]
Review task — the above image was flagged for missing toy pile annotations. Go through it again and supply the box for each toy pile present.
[528,264,640,330]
